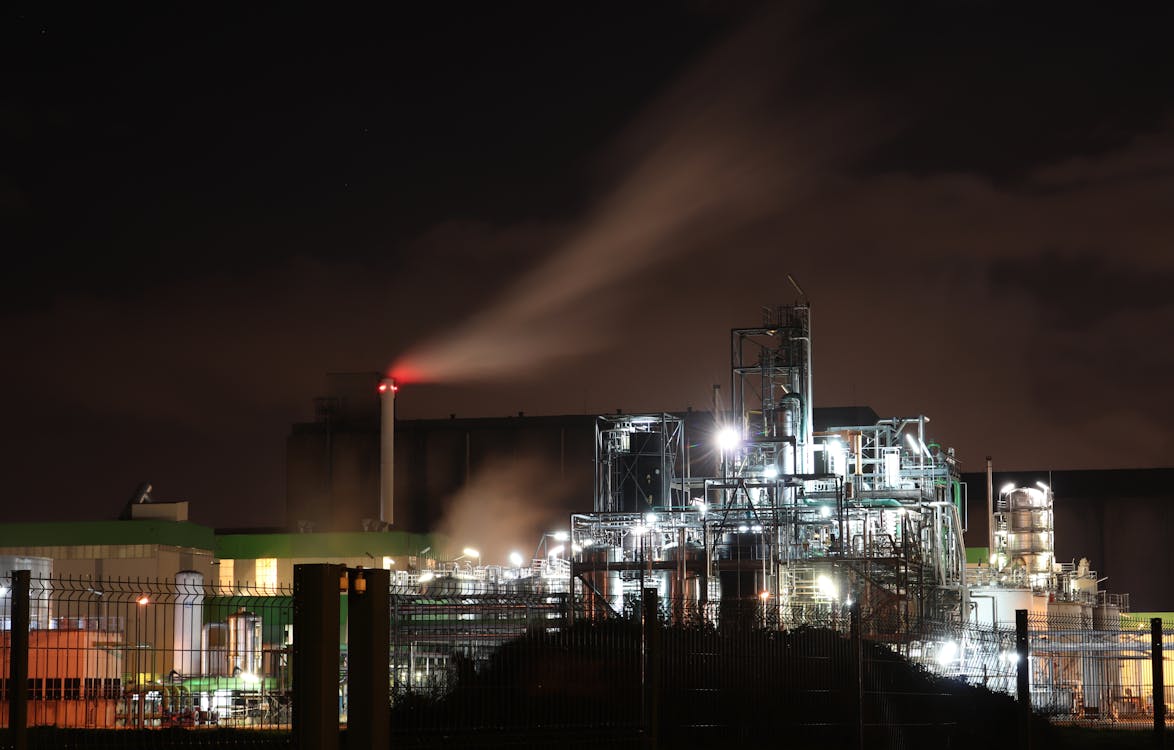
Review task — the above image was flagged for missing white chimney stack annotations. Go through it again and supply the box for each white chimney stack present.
[378,377,396,526]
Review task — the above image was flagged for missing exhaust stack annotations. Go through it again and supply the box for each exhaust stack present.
[378,378,397,526]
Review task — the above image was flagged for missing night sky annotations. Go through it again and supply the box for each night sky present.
[6,4,1173,529]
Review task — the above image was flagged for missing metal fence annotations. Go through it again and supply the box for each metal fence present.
[1,573,292,745]
[3,572,1173,748]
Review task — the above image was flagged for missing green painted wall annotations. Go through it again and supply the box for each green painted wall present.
[213,530,442,560]
[0,520,215,550]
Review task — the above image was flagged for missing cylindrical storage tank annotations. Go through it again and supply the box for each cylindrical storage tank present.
[1086,605,1122,715]
[173,571,204,676]
[202,622,228,677]
[973,588,1035,628]
[580,545,624,619]
[1006,488,1053,573]
[1047,600,1083,630]
[1093,604,1120,630]
[0,555,53,629]
[715,532,769,630]
[227,608,263,677]
[657,542,704,625]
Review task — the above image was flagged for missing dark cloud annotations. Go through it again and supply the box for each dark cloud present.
[3,3,1173,526]
[988,251,1174,329]
[837,4,1174,182]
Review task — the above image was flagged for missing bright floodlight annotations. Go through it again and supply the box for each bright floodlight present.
[763,464,779,479]
[462,547,480,559]
[716,426,740,452]
[509,551,524,566]
[1000,483,1015,495]
[551,531,569,542]
[819,504,832,518]
[816,575,838,600]
[1036,481,1050,491]
[937,640,958,666]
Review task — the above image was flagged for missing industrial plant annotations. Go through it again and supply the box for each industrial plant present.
[0,301,1165,730]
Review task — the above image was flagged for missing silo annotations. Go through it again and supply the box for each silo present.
[172,571,204,676]
[227,608,263,676]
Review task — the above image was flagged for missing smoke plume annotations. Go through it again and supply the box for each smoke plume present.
[392,7,887,384]
[434,455,576,566]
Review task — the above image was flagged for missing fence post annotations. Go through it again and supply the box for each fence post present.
[348,567,390,750]
[8,570,29,750]
[293,564,343,750]
[850,600,864,750]
[642,587,660,750]
[1153,617,1165,749]
[1016,608,1031,750]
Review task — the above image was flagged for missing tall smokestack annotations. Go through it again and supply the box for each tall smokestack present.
[985,455,994,557]
[378,377,396,527]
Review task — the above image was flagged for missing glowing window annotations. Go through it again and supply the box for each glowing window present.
[256,558,278,590]
[218,560,235,591]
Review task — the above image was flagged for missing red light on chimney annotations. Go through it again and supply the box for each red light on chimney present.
[378,383,388,393]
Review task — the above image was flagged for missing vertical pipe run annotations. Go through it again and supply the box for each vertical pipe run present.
[379,378,396,527]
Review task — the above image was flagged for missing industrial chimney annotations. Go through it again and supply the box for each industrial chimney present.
[378,377,396,526]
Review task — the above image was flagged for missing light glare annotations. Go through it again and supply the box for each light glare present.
[716,426,740,452]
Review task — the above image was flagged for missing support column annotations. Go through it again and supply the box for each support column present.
[1154,617,1165,749]
[851,600,864,750]
[642,588,660,750]
[9,570,29,750]
[293,564,343,750]
[348,567,390,750]
[1016,609,1031,750]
